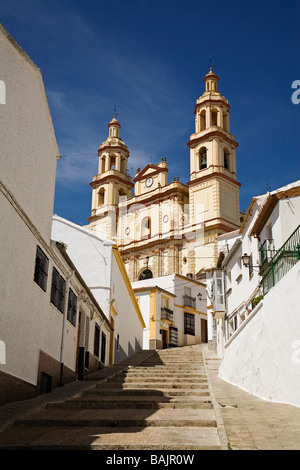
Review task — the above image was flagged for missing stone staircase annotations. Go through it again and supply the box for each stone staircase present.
[0,345,221,450]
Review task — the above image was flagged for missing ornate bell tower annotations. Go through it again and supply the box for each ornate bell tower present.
[88,115,134,239]
[187,68,241,272]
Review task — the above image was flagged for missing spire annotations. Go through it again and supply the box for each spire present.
[204,67,219,92]
[108,114,121,138]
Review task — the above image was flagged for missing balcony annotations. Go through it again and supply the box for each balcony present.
[161,307,173,322]
[261,225,300,295]
[259,238,276,268]
[183,294,196,309]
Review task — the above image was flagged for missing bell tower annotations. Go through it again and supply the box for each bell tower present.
[187,68,241,272]
[88,114,134,239]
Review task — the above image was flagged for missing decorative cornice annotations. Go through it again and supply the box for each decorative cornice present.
[90,173,134,189]
[98,143,129,157]
[194,99,230,113]
[187,128,238,149]
[188,171,241,188]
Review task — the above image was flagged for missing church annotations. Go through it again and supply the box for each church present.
[87,68,242,283]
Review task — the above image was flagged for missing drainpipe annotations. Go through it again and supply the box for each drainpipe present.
[59,269,75,386]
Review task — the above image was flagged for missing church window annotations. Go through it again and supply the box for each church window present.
[199,148,207,170]
[138,268,153,281]
[110,156,116,170]
[141,217,151,239]
[224,149,230,170]
[98,188,105,206]
[34,246,49,292]
[119,189,127,202]
[211,110,218,126]
[199,110,206,131]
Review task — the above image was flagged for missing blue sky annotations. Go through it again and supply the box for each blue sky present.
[1,0,299,226]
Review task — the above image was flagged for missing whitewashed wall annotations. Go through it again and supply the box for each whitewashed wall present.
[52,216,113,318]
[138,293,150,349]
[111,252,144,363]
[219,261,300,408]
[0,25,59,387]
[52,216,144,364]
[0,25,58,244]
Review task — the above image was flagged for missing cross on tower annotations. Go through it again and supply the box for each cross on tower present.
[114,104,118,118]
[209,56,216,71]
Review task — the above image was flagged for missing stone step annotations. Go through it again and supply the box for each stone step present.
[118,371,207,378]
[13,408,217,428]
[139,361,204,365]
[0,425,221,450]
[128,363,204,372]
[47,395,213,410]
[96,382,209,389]
[84,388,210,397]
[0,345,222,451]
[107,376,208,384]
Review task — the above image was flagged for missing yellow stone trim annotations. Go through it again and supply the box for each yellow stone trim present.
[112,246,146,329]
[111,303,118,317]
[175,304,207,316]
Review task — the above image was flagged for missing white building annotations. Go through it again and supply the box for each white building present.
[132,273,207,349]
[211,180,300,407]
[52,215,145,364]
[0,24,112,405]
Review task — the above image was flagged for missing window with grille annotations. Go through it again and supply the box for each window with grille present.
[34,246,49,292]
[184,313,195,336]
[67,288,77,326]
[101,332,106,364]
[94,324,100,357]
[50,268,66,314]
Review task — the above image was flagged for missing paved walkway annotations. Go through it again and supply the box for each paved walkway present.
[0,345,300,450]
[203,347,300,450]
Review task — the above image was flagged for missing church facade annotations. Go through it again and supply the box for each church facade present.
[87,68,241,282]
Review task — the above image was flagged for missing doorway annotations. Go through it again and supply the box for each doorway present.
[161,329,168,349]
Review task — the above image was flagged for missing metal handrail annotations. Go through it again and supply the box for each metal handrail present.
[161,307,173,322]
[261,224,300,295]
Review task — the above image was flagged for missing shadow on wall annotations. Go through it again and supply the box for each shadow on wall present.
[113,337,143,364]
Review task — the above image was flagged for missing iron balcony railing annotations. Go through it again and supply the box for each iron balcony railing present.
[183,294,196,309]
[161,307,173,322]
[259,238,276,267]
[260,224,300,295]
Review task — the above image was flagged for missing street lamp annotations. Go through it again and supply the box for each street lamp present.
[241,253,250,267]
[242,253,260,269]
